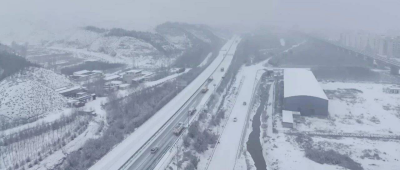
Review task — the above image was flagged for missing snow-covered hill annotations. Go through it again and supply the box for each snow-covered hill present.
[27,23,224,68]
[0,67,74,121]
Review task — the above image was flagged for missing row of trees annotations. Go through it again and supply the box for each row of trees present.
[0,111,90,170]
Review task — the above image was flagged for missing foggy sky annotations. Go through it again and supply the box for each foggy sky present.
[1,0,400,35]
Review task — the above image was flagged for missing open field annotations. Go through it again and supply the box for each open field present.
[292,82,400,135]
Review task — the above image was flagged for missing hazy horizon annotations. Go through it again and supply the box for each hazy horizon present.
[2,0,400,44]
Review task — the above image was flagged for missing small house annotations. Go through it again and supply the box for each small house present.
[383,87,400,94]
[282,110,294,128]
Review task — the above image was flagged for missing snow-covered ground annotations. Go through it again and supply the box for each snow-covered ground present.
[207,59,269,170]
[262,81,400,170]
[144,69,190,87]
[294,82,400,135]
[90,36,241,170]
[198,52,212,67]
[264,133,344,170]
[0,67,74,121]
[116,69,190,98]
[27,97,108,170]
[311,137,400,170]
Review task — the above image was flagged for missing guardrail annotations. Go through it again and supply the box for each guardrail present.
[119,37,239,170]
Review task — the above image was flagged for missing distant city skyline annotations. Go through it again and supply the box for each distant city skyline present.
[1,0,400,43]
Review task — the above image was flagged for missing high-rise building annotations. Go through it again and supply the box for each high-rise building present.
[393,37,400,58]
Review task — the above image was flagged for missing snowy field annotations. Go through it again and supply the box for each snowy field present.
[263,81,400,170]
[264,132,400,170]
[295,82,400,135]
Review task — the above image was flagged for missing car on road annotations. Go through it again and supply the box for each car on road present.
[221,67,224,72]
[243,102,247,106]
[173,122,185,135]
[150,146,159,154]
[202,87,209,93]
[233,117,237,122]
[188,107,197,115]
[208,76,213,82]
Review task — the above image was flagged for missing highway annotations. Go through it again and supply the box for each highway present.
[121,36,241,170]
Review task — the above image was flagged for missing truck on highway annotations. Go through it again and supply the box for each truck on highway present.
[188,107,196,115]
[173,122,184,135]
[201,87,209,93]
[150,146,159,154]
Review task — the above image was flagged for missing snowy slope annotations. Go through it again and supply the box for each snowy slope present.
[51,29,103,48]
[0,67,73,121]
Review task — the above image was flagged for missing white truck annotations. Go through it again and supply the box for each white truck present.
[173,122,184,135]
[201,87,209,93]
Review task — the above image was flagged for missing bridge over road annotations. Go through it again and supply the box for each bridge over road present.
[310,35,400,75]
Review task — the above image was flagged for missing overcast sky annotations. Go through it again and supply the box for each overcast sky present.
[1,0,400,37]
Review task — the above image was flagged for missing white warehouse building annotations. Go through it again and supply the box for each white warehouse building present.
[283,69,329,116]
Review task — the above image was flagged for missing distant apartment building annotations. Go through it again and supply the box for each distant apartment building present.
[393,37,400,58]
[340,31,400,58]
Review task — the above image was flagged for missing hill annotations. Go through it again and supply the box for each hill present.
[0,45,38,81]
[0,67,74,122]
[30,23,224,68]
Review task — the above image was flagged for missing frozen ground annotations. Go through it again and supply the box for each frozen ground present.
[90,36,240,170]
[294,82,400,135]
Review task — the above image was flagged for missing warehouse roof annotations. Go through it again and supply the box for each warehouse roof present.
[284,69,328,100]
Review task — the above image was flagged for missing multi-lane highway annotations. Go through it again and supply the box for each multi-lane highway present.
[124,36,241,170]
[90,36,240,170]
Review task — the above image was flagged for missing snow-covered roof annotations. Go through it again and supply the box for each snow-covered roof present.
[284,69,328,100]
[92,70,103,73]
[73,70,90,75]
[126,69,142,74]
[119,84,130,88]
[57,86,81,94]
[104,75,120,81]
[282,110,294,123]
[109,81,123,85]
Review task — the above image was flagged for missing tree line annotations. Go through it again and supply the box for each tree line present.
[0,110,90,170]
[0,51,38,81]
